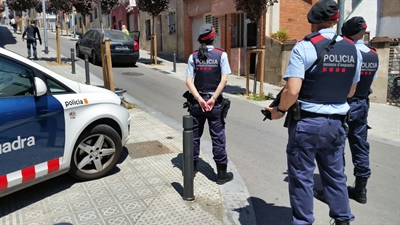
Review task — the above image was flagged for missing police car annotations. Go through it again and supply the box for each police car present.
[0,47,130,197]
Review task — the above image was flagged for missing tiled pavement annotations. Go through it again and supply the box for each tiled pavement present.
[0,25,255,225]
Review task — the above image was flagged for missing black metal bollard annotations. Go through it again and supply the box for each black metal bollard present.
[182,115,194,201]
[84,55,90,85]
[173,50,176,72]
[71,48,76,74]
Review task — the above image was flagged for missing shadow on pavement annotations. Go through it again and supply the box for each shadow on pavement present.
[171,153,217,183]
[224,84,247,95]
[0,25,18,48]
[0,174,76,218]
[236,197,292,225]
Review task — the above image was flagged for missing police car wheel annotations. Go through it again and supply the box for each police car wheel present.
[69,124,122,181]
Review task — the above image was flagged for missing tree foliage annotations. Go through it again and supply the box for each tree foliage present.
[35,0,52,14]
[137,0,170,18]
[7,0,36,11]
[101,0,119,15]
[48,0,76,14]
[74,0,95,16]
[234,0,278,23]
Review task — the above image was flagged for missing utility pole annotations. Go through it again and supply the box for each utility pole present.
[337,0,345,35]
[42,0,48,54]
[72,7,76,38]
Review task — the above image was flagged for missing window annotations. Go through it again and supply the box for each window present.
[204,13,219,34]
[168,11,176,35]
[90,13,93,22]
[46,78,69,94]
[94,7,98,19]
[0,56,34,97]
[145,19,151,40]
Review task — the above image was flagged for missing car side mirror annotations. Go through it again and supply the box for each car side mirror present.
[34,77,47,96]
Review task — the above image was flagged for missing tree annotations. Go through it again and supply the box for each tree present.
[7,0,35,11]
[137,0,170,64]
[100,0,119,15]
[137,0,169,35]
[234,0,278,47]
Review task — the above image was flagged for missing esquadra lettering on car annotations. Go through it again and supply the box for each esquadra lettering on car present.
[0,136,36,154]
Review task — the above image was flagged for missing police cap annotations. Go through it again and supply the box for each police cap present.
[197,23,216,42]
[341,16,367,36]
[307,0,339,24]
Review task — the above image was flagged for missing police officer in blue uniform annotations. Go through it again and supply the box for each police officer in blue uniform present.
[185,24,233,185]
[342,17,378,204]
[264,0,362,224]
[314,16,379,206]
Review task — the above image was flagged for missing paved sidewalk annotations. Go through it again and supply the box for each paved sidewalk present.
[0,25,255,225]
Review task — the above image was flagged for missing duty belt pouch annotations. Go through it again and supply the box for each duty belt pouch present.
[283,102,301,128]
[182,91,194,113]
[221,98,231,124]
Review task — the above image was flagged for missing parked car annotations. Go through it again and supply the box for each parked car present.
[0,47,131,197]
[76,28,140,66]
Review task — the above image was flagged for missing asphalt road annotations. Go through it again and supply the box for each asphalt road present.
[47,31,399,225]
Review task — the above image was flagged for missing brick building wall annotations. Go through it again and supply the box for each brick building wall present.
[279,0,316,41]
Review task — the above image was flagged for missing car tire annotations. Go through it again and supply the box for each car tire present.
[69,124,122,181]
[131,61,137,66]
[91,50,99,65]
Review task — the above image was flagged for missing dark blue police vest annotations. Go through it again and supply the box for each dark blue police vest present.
[192,48,224,92]
[299,33,358,104]
[354,47,379,98]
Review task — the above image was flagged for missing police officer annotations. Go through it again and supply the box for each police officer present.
[264,0,362,224]
[22,20,42,60]
[342,17,378,204]
[314,16,379,206]
[185,23,233,185]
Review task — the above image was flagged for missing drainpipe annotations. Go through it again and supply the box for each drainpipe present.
[344,0,364,21]
[243,13,247,77]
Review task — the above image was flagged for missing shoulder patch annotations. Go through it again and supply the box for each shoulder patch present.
[304,32,320,41]
[214,47,225,53]
[342,36,354,44]
[368,46,377,54]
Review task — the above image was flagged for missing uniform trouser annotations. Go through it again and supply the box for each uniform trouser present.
[287,116,354,225]
[190,98,227,164]
[26,38,37,58]
[347,99,371,178]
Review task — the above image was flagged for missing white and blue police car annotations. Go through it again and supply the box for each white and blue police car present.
[0,47,131,197]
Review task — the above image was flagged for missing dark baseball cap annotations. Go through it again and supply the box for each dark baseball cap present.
[197,23,216,42]
[341,16,367,36]
[307,0,339,24]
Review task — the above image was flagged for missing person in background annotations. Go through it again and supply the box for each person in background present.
[10,17,16,33]
[263,0,362,224]
[121,25,129,35]
[184,23,234,185]
[22,20,42,60]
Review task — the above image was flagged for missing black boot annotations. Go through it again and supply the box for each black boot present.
[216,164,233,185]
[348,177,368,204]
[334,220,350,225]
[313,189,327,203]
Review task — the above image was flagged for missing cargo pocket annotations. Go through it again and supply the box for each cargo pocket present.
[333,126,346,147]
[295,121,321,148]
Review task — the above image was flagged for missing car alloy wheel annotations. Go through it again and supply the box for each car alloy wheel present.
[69,124,122,181]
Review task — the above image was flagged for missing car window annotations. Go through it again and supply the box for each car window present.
[0,56,34,97]
[105,30,133,41]
[82,31,93,41]
[46,78,70,94]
